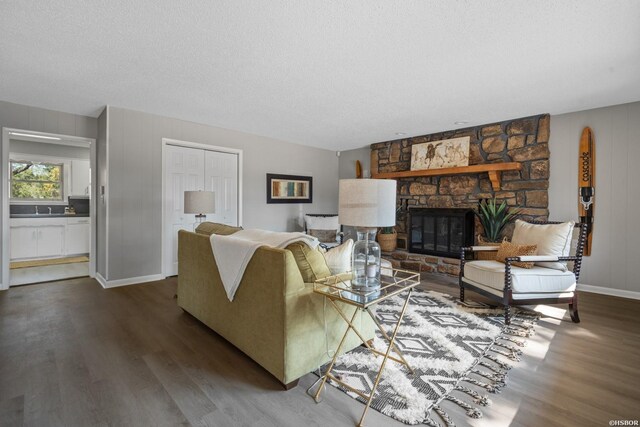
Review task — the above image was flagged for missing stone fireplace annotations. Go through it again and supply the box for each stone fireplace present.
[370,114,550,277]
[409,208,474,258]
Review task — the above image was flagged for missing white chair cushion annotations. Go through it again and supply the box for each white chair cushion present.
[305,215,340,243]
[462,280,575,300]
[511,220,575,271]
[463,260,576,294]
[321,239,353,274]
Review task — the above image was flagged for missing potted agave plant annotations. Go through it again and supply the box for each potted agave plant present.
[475,197,520,259]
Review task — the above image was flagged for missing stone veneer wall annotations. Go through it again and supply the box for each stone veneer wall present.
[370,114,550,277]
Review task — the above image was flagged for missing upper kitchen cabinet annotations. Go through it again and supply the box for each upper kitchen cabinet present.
[71,159,90,196]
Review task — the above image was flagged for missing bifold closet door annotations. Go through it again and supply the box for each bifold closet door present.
[204,150,239,226]
[164,145,205,276]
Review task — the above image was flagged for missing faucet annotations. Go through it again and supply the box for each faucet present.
[35,206,39,215]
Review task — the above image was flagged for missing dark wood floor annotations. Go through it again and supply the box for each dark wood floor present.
[0,275,638,427]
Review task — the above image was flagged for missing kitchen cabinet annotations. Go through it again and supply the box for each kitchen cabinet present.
[66,218,90,255]
[10,217,90,260]
[36,226,65,257]
[71,160,90,196]
[10,226,38,259]
[10,221,65,260]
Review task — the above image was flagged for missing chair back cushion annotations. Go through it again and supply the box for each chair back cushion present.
[511,220,575,271]
[309,229,337,244]
[496,241,537,268]
[305,215,340,243]
[286,241,332,283]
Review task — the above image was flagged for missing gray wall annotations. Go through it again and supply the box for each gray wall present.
[338,147,371,179]
[0,100,97,287]
[96,108,107,278]
[10,139,90,159]
[338,147,372,241]
[549,101,640,294]
[105,106,339,281]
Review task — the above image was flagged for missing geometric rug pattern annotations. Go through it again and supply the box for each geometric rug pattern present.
[321,290,538,426]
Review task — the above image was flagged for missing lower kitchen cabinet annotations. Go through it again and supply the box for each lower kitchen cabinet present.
[66,218,90,255]
[10,217,90,260]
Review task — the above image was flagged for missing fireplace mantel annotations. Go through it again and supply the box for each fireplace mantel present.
[371,162,522,191]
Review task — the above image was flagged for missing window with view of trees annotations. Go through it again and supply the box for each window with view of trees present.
[10,160,64,201]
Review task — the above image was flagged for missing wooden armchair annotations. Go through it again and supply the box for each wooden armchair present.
[459,221,587,325]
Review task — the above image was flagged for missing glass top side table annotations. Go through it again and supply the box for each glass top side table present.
[310,268,421,427]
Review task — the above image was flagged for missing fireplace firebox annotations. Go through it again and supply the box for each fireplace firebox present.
[409,208,475,259]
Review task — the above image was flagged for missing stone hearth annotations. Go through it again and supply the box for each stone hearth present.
[371,114,550,277]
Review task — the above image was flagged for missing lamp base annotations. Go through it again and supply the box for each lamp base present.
[351,228,382,299]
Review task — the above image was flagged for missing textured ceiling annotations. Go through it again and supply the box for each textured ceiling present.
[1,1,639,151]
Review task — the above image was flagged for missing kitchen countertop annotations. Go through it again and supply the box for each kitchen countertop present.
[10,213,90,218]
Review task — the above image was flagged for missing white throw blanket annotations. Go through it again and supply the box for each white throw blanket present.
[210,229,319,301]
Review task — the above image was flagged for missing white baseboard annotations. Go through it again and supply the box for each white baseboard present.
[96,272,165,289]
[578,283,640,300]
[95,272,107,288]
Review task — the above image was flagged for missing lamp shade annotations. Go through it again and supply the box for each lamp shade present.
[338,179,397,227]
[184,191,215,214]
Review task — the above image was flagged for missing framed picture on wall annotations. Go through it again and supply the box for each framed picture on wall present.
[266,173,313,204]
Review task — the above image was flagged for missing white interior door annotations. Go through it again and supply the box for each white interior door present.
[204,150,239,226]
[164,145,205,276]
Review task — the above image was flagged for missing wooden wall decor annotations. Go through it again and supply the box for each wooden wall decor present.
[355,160,363,178]
[578,127,595,256]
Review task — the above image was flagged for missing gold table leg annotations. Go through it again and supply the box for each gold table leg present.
[312,304,361,403]
[312,289,415,426]
[357,288,414,427]
[365,306,415,375]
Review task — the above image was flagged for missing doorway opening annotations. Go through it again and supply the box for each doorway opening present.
[1,128,96,288]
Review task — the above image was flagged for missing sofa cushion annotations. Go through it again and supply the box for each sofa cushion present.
[321,239,353,274]
[464,260,576,294]
[195,222,243,236]
[511,220,574,271]
[286,242,332,283]
[496,240,537,268]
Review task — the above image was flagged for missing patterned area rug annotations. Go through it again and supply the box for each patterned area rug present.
[321,290,538,426]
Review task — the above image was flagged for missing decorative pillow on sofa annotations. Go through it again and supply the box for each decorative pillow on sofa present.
[321,239,353,274]
[309,229,337,243]
[496,240,537,269]
[511,220,574,271]
[304,215,340,243]
[195,222,243,236]
[286,241,332,283]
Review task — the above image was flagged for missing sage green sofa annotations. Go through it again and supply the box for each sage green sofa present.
[177,227,376,389]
